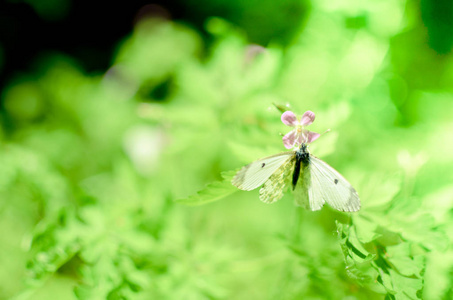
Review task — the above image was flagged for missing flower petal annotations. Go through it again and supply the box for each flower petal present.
[282,130,297,149]
[306,131,320,143]
[300,111,315,126]
[281,111,298,126]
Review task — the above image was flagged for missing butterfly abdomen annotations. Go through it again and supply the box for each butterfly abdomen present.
[292,144,310,189]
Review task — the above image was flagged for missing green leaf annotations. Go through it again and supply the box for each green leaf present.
[353,215,381,244]
[377,268,395,295]
[175,170,238,206]
[336,222,376,284]
[389,269,423,300]
[386,243,425,277]
[371,242,425,300]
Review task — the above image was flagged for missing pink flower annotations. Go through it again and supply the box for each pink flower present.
[281,111,320,149]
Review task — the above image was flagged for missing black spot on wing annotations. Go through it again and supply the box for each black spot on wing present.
[261,163,265,168]
[334,179,338,184]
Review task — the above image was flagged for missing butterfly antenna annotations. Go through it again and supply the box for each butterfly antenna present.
[321,128,331,137]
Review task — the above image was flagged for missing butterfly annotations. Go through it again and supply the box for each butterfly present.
[231,143,360,212]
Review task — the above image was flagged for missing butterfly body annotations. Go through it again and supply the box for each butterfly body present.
[292,143,310,189]
[232,143,360,212]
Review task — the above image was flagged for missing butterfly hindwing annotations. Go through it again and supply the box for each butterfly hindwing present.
[293,163,314,210]
[232,152,294,191]
[308,155,360,212]
[259,156,295,204]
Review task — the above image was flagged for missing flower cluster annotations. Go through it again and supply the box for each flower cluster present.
[281,111,320,149]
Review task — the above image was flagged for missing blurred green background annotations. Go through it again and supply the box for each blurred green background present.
[1,0,453,299]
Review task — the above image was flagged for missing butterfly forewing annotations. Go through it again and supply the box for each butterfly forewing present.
[308,155,360,212]
[259,156,295,204]
[232,152,294,191]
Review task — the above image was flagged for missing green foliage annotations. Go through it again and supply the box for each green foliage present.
[2,1,453,299]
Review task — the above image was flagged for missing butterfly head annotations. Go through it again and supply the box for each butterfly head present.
[299,142,308,153]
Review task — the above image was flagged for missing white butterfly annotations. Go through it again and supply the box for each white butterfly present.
[232,143,360,212]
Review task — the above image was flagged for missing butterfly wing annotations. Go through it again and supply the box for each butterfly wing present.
[307,155,360,212]
[232,152,294,191]
[259,156,295,204]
